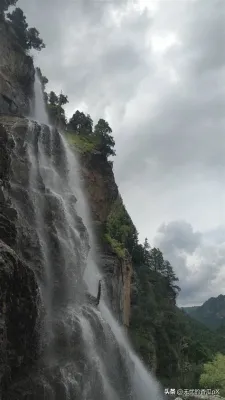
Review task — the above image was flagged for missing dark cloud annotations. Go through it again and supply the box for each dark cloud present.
[16,0,225,306]
[18,0,151,121]
[115,0,225,182]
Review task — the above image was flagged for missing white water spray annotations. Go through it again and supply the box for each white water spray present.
[32,70,49,125]
[12,73,164,399]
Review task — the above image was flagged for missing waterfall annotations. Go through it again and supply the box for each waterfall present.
[31,70,49,125]
[8,75,164,399]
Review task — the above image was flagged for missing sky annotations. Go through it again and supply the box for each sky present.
[18,0,225,307]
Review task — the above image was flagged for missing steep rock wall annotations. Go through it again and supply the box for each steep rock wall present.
[0,116,92,398]
[0,21,34,117]
[0,121,40,396]
[79,151,133,327]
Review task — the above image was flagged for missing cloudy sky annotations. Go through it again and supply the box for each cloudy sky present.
[18,0,225,306]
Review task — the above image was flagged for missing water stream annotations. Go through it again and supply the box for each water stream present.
[9,72,164,399]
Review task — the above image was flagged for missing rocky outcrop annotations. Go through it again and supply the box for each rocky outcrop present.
[80,151,133,327]
[0,21,35,117]
[102,251,132,328]
[0,122,40,396]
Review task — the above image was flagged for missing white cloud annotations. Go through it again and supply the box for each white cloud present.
[155,221,225,306]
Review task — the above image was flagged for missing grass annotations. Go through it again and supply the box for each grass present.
[104,233,126,259]
[65,132,98,153]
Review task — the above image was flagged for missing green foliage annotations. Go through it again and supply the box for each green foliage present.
[104,234,125,258]
[199,353,225,395]
[105,196,138,258]
[65,132,98,153]
[7,8,45,51]
[217,321,225,337]
[130,261,182,386]
[26,27,45,51]
[129,240,225,389]
[59,94,68,106]
[130,329,156,370]
[183,294,225,330]
[49,91,58,106]
[7,8,27,48]
[0,0,17,16]
[46,91,68,127]
[68,111,93,135]
[94,118,116,158]
[68,112,116,159]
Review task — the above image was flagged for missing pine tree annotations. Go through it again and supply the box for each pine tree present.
[94,118,116,158]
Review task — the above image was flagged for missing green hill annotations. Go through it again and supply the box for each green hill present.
[183,294,225,330]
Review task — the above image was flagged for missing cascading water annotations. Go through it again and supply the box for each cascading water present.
[8,74,164,399]
[31,71,49,125]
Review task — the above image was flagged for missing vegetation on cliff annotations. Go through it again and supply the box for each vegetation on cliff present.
[1,1,45,52]
[0,0,16,16]
[7,8,45,51]
[33,70,116,160]
[67,113,115,159]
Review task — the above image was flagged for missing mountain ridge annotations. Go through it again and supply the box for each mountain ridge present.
[182,294,225,330]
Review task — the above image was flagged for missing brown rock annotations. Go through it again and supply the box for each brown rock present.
[79,150,133,327]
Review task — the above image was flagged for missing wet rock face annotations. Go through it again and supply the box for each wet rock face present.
[0,21,35,117]
[80,152,132,327]
[100,251,132,328]
[0,240,40,394]
[0,122,40,396]
[80,152,118,223]
[0,117,92,397]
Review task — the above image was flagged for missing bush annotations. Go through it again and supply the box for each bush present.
[199,353,225,395]
[7,8,45,51]
[104,234,125,258]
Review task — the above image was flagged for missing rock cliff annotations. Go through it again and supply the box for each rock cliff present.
[0,22,133,396]
[79,150,133,328]
[0,20,34,117]
[0,15,132,330]
[0,121,40,397]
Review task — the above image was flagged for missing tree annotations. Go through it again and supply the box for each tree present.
[7,8,28,48]
[199,353,225,395]
[59,94,68,106]
[68,110,93,135]
[149,248,165,274]
[94,118,116,158]
[47,91,68,127]
[144,238,150,251]
[163,260,180,302]
[7,8,45,51]
[0,0,17,17]
[48,91,58,106]
[27,27,45,51]
[143,238,151,266]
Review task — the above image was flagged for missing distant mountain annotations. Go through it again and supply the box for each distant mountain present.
[182,294,225,330]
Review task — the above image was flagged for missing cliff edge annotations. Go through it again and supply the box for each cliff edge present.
[0,19,34,116]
